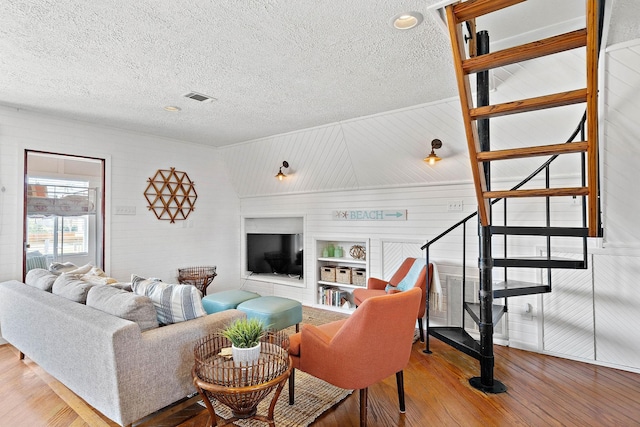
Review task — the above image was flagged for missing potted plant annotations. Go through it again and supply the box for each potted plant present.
[222,318,265,366]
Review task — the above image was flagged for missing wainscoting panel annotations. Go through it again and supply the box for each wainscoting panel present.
[542,253,595,360]
[594,254,640,369]
[602,40,640,246]
[380,240,424,280]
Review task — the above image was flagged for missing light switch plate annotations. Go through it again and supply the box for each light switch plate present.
[447,200,463,211]
[115,206,136,215]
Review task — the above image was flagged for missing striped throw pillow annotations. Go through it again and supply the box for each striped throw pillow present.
[131,275,206,324]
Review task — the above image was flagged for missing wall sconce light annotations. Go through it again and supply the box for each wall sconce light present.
[424,139,442,165]
[275,161,289,181]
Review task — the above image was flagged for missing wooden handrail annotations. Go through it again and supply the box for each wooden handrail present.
[446,3,491,227]
[586,0,600,237]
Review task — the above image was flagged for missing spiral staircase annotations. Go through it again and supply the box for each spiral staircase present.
[423,0,603,393]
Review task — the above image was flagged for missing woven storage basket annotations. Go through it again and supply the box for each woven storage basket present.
[178,266,217,294]
[320,265,336,282]
[351,268,366,286]
[335,267,352,284]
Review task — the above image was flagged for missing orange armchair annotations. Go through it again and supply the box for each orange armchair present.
[353,258,433,342]
[288,287,421,427]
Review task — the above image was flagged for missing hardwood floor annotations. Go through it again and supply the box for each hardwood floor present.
[2,340,640,426]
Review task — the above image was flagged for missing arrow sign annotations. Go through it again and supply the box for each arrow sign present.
[333,210,407,221]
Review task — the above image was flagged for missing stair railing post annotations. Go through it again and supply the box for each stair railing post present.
[470,29,506,393]
[477,29,494,390]
[424,246,432,354]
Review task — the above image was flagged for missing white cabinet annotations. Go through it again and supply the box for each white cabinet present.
[315,238,369,312]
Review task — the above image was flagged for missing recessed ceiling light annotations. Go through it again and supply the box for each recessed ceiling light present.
[163,106,181,112]
[391,12,424,30]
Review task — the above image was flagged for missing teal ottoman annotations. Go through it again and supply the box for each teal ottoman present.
[201,290,261,314]
[237,296,303,332]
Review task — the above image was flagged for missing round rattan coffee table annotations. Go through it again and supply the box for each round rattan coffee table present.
[193,331,291,427]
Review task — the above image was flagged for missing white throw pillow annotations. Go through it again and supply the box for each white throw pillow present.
[130,275,206,325]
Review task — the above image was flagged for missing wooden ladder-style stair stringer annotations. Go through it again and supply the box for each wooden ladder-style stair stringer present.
[444,0,601,236]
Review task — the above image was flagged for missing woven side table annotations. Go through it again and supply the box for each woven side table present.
[192,331,291,427]
[178,266,217,295]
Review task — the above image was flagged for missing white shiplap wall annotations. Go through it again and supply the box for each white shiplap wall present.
[602,40,640,247]
[219,48,587,199]
[0,106,242,288]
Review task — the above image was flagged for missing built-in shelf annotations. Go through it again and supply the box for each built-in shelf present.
[317,257,366,264]
[315,238,369,311]
[318,280,365,289]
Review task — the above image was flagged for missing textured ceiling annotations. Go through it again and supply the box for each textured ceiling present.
[0,0,633,147]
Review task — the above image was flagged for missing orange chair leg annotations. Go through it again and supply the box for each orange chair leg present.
[418,317,424,342]
[288,368,295,405]
[396,371,406,413]
[359,388,368,427]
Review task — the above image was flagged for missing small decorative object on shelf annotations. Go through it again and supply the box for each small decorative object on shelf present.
[335,246,343,258]
[349,245,366,260]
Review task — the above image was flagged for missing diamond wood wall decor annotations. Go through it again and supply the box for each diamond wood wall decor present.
[144,167,197,223]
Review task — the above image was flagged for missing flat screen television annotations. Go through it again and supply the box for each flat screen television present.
[246,233,303,278]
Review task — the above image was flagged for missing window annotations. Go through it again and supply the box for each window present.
[26,178,90,257]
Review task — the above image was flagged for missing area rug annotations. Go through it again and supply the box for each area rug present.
[202,370,352,427]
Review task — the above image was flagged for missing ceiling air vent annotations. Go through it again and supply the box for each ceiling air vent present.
[183,91,217,103]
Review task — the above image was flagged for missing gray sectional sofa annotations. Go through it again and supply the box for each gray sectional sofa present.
[0,278,244,427]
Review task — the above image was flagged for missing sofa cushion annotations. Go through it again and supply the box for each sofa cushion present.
[131,275,206,325]
[86,285,159,331]
[52,273,97,303]
[25,268,57,292]
[49,261,78,275]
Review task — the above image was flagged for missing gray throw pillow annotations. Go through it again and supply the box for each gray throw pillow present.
[25,268,57,292]
[86,285,159,332]
[51,273,96,303]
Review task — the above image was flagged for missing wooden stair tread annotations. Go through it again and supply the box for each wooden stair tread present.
[476,141,588,161]
[452,0,526,24]
[462,29,587,74]
[470,89,587,120]
[483,187,589,199]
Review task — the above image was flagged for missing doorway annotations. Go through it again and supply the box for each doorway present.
[23,151,105,279]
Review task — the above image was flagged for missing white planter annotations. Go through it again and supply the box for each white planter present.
[232,342,261,366]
